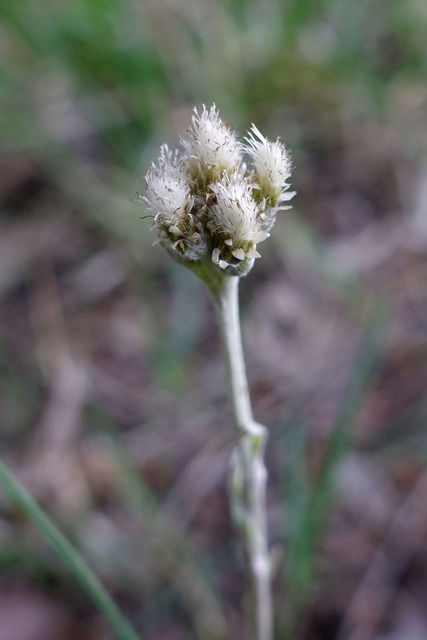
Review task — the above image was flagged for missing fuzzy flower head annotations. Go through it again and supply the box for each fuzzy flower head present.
[245,124,293,206]
[181,105,242,185]
[208,175,269,271]
[210,176,258,243]
[142,144,194,234]
[139,105,294,276]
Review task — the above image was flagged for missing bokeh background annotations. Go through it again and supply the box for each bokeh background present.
[1,0,427,638]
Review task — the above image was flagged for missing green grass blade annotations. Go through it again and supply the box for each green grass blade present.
[0,458,140,640]
[282,301,387,627]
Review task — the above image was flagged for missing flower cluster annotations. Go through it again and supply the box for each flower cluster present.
[139,105,294,276]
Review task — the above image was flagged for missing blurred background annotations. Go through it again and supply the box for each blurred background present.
[1,0,427,638]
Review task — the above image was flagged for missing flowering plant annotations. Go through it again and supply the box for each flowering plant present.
[140,105,294,640]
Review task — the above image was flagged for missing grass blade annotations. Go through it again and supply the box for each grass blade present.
[0,458,140,640]
[282,301,387,631]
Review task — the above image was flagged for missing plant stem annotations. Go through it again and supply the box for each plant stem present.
[0,458,140,640]
[209,275,273,640]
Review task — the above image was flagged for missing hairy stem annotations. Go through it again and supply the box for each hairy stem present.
[209,275,273,640]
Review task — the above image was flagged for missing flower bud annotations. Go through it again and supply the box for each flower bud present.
[139,145,207,262]
[181,105,242,186]
[208,174,268,273]
[244,124,295,216]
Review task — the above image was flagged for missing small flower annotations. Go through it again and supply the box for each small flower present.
[245,124,294,206]
[141,144,194,235]
[208,175,268,270]
[181,105,242,184]
[210,175,258,243]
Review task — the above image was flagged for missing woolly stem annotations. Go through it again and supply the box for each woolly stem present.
[208,275,273,640]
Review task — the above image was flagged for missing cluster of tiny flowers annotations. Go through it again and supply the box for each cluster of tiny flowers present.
[180,105,242,185]
[139,105,295,276]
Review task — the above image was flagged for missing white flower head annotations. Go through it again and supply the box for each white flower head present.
[142,144,194,232]
[181,105,242,183]
[245,124,292,203]
[209,174,267,246]
[139,106,295,273]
